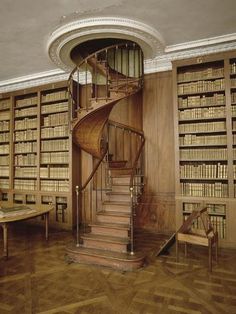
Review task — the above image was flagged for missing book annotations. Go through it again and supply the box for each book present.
[0,205,36,218]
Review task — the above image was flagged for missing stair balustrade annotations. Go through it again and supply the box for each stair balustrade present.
[67,42,145,267]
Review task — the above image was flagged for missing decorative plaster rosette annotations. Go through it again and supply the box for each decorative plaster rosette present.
[47,17,166,72]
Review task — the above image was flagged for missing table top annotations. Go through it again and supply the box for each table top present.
[0,202,54,223]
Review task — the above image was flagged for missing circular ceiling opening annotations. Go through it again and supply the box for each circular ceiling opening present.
[47,17,165,72]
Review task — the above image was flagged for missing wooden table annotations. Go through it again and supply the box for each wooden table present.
[0,203,54,258]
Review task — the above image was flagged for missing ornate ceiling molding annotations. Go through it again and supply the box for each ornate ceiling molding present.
[1,31,236,93]
[47,17,166,72]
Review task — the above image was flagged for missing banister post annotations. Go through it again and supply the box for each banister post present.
[130,186,134,255]
[76,185,80,247]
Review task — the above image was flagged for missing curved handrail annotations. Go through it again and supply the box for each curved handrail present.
[108,119,144,137]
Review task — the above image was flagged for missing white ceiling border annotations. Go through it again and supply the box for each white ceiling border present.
[1,31,236,93]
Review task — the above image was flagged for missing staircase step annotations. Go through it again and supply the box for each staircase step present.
[102,200,131,212]
[106,191,131,202]
[108,160,127,168]
[89,222,129,237]
[66,245,145,271]
[109,168,133,176]
[82,233,129,253]
[97,210,131,224]
[111,176,130,185]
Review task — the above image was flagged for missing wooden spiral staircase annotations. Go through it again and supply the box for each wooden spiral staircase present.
[66,43,146,270]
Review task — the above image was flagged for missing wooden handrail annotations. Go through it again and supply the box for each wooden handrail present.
[79,145,108,193]
[108,119,144,137]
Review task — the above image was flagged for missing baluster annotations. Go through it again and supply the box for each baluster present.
[85,60,88,111]
[133,43,136,78]
[77,67,80,111]
[116,45,118,89]
[130,186,134,255]
[129,130,132,166]
[76,185,80,247]
[123,127,125,161]
[106,49,109,99]
[115,125,117,160]
[90,180,93,222]
[95,53,98,100]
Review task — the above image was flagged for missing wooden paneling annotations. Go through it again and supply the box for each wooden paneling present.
[140,71,176,233]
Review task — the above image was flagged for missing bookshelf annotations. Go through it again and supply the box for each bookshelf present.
[0,82,79,229]
[0,97,12,201]
[173,53,236,247]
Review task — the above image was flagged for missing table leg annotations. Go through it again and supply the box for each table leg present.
[184,242,187,257]
[2,223,8,259]
[215,233,218,263]
[209,238,212,272]
[176,236,179,262]
[45,212,49,241]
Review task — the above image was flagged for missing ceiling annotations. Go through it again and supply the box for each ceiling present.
[1,0,236,86]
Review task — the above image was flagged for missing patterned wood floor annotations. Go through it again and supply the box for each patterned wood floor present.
[0,223,236,314]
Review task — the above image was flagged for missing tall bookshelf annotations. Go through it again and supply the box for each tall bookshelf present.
[0,81,79,229]
[0,97,12,201]
[173,52,236,247]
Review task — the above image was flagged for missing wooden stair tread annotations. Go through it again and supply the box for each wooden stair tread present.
[106,191,130,196]
[82,233,130,244]
[67,245,144,262]
[89,222,129,230]
[103,200,131,206]
[97,210,130,217]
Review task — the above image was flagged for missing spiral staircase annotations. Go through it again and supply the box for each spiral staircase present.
[66,42,146,271]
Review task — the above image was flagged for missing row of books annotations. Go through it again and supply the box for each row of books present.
[14,153,37,166]
[41,139,69,152]
[43,112,68,127]
[0,166,9,176]
[0,144,9,154]
[231,92,236,103]
[232,106,236,117]
[183,202,226,214]
[0,99,10,110]
[178,79,225,95]
[41,102,68,114]
[231,121,236,129]
[179,121,226,133]
[14,179,37,190]
[180,163,228,179]
[178,106,225,120]
[0,179,9,188]
[181,182,228,197]
[0,120,9,131]
[0,111,10,121]
[179,134,227,146]
[40,152,69,164]
[1,131,10,142]
[14,142,37,154]
[40,180,69,192]
[183,213,226,239]
[15,118,37,130]
[179,148,227,160]
[178,94,225,108]
[15,129,37,142]
[0,156,9,165]
[15,107,37,118]
[177,67,224,82]
[231,78,236,88]
[41,90,68,103]
[40,167,69,179]
[15,96,37,108]
[41,125,69,139]
[15,167,37,178]
[231,63,236,74]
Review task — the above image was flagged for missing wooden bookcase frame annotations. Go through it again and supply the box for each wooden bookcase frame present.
[173,51,236,247]
[0,81,80,230]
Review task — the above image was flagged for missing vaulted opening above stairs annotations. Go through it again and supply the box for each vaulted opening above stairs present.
[66,38,146,270]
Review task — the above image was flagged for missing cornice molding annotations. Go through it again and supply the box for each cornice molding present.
[1,32,236,93]
[47,17,165,71]
[0,70,69,93]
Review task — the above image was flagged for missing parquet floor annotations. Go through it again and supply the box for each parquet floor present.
[0,223,236,314]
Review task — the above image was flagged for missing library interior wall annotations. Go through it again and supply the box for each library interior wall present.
[136,71,176,233]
